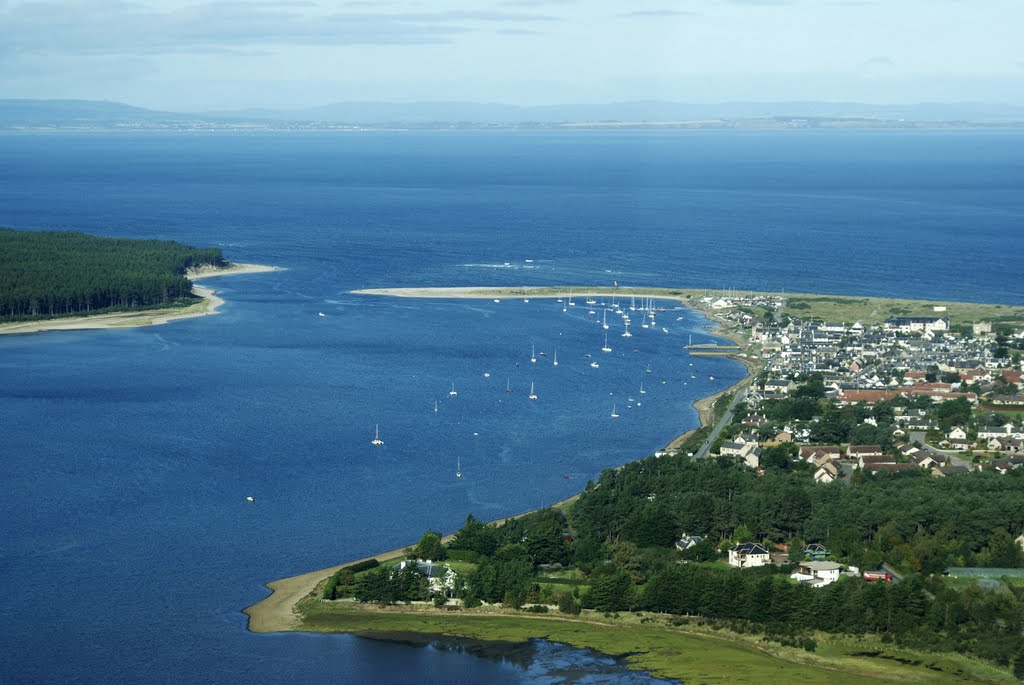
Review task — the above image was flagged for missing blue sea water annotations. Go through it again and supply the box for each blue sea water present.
[0,130,1022,684]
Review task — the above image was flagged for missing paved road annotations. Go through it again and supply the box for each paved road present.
[695,386,747,459]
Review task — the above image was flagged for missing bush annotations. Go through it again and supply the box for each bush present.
[524,604,549,613]
[558,591,582,615]
[346,559,380,574]
[802,638,817,653]
[446,549,484,564]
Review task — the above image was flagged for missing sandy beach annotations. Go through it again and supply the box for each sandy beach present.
[0,262,279,336]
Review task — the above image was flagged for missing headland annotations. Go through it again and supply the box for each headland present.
[0,262,278,336]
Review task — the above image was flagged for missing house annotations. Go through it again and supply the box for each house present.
[803,543,829,560]
[790,561,856,587]
[397,559,459,596]
[884,316,949,333]
[800,445,843,462]
[675,533,704,552]
[814,460,841,483]
[932,465,970,477]
[946,427,967,441]
[848,444,884,459]
[728,542,771,568]
[865,462,919,474]
[897,444,920,457]
[913,452,940,469]
[1016,534,1024,552]
[764,379,797,395]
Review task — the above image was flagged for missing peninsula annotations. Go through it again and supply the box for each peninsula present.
[248,285,1024,684]
[0,227,278,335]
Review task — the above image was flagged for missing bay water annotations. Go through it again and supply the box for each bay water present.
[1,130,1022,683]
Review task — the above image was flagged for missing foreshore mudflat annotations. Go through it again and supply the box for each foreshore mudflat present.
[0,263,278,336]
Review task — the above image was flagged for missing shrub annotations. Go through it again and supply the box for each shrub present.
[346,559,380,574]
[524,604,550,613]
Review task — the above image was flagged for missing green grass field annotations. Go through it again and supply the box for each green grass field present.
[297,600,1016,684]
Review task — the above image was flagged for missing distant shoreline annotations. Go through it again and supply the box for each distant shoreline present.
[245,284,755,633]
[0,262,279,336]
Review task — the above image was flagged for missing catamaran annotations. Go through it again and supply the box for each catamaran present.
[371,424,384,446]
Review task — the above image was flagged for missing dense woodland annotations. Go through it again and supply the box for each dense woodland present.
[0,228,225,321]
[334,457,1024,677]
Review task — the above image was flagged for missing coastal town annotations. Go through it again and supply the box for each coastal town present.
[687,292,1024,484]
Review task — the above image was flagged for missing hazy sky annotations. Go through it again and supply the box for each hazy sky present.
[1,0,1022,110]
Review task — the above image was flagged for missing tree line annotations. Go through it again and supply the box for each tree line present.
[0,228,225,321]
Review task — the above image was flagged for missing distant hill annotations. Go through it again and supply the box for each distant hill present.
[3,98,1024,129]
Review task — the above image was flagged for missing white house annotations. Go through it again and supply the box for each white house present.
[790,561,857,587]
[728,542,770,568]
[675,533,704,552]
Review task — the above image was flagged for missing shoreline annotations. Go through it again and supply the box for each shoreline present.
[245,286,755,633]
[0,262,279,336]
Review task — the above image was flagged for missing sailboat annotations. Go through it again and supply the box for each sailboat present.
[529,382,537,400]
[456,455,461,478]
[602,309,609,329]
[371,424,384,446]
[585,293,596,305]
[640,382,646,395]
[601,333,612,353]
[531,344,537,364]
[553,349,558,367]
[449,382,458,397]
[434,400,439,413]
[568,291,575,307]
[610,404,620,418]
[505,378,513,393]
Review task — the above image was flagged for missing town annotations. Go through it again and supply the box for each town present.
[689,293,1024,483]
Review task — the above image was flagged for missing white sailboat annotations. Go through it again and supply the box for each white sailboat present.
[371,424,384,446]
[529,382,537,400]
[553,349,559,366]
[602,309,609,330]
[601,333,612,353]
[434,400,439,413]
[456,455,461,478]
[449,382,458,397]
[505,378,513,393]
[568,291,575,307]
[640,382,646,395]
[531,343,537,364]
[610,404,620,418]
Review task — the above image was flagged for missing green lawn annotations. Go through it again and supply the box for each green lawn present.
[297,601,1015,684]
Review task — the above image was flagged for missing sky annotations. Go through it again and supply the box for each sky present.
[1,0,1022,111]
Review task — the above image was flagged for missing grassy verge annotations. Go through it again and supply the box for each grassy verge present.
[297,600,1015,685]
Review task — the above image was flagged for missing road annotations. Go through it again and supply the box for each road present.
[695,386,747,459]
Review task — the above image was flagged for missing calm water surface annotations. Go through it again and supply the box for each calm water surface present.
[1,130,1022,683]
